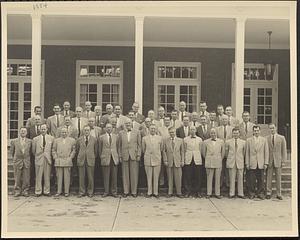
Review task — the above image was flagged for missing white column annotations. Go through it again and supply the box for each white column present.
[31,13,42,116]
[233,17,246,121]
[134,16,144,113]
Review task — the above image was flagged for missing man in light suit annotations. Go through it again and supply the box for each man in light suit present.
[163,127,184,198]
[72,107,88,138]
[225,128,246,199]
[225,106,239,127]
[46,104,65,137]
[26,106,45,129]
[57,115,78,139]
[61,101,75,118]
[239,111,255,140]
[176,116,190,139]
[101,104,116,126]
[170,110,182,129]
[94,105,103,128]
[99,123,120,197]
[216,104,225,126]
[131,102,145,124]
[82,117,102,139]
[196,115,211,141]
[199,101,210,120]
[189,112,201,128]
[82,101,96,119]
[118,119,142,197]
[156,106,166,127]
[52,127,76,197]
[208,111,219,128]
[178,101,190,122]
[76,126,98,198]
[245,125,269,199]
[10,127,32,197]
[32,124,54,197]
[147,110,161,128]
[142,124,163,198]
[266,123,287,200]
[114,105,128,132]
[140,117,152,138]
[183,126,203,198]
[128,111,142,131]
[202,128,225,199]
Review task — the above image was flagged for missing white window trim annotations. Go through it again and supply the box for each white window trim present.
[75,60,123,109]
[154,61,201,114]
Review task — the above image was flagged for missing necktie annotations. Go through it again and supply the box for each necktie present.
[78,118,81,133]
[203,125,206,134]
[85,137,88,146]
[272,135,275,146]
[171,138,175,150]
[228,117,231,125]
[245,122,248,134]
[57,115,60,127]
[224,126,227,139]
[87,111,89,118]
[65,110,68,116]
[212,139,216,141]
[96,116,100,126]
[43,135,46,149]
[235,139,238,152]
[109,133,112,145]
[193,121,196,127]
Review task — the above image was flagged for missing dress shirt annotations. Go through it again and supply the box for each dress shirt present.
[127,130,131,142]
[184,126,189,137]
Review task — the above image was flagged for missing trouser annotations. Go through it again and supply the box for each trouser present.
[14,165,30,194]
[78,162,95,195]
[35,160,51,195]
[228,165,244,197]
[244,169,251,196]
[206,168,222,196]
[159,163,166,186]
[166,166,182,195]
[56,167,71,194]
[221,158,229,188]
[184,160,202,194]
[145,165,161,195]
[248,168,265,197]
[266,165,282,196]
[30,157,35,188]
[122,158,139,195]
[102,158,118,195]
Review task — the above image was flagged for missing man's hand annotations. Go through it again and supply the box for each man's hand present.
[264,164,268,170]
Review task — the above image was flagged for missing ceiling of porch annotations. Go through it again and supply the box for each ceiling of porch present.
[7,15,290,49]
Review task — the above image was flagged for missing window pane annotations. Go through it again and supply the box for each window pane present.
[26,64,32,76]
[244,96,250,105]
[11,64,18,75]
[24,102,31,110]
[265,106,272,114]
[180,86,188,94]
[166,104,175,113]
[182,67,189,78]
[190,67,197,78]
[89,84,97,92]
[265,97,272,105]
[24,83,31,91]
[180,95,187,102]
[10,102,18,110]
[10,93,18,101]
[80,84,88,93]
[257,116,264,124]
[102,94,110,102]
[89,94,97,102]
[96,65,104,77]
[258,69,265,80]
[167,85,175,93]
[103,84,110,93]
[189,86,197,95]
[159,95,165,103]
[258,88,264,95]
[10,121,18,129]
[167,95,174,103]
[10,111,18,120]
[18,64,27,76]
[88,65,96,76]
[111,84,119,93]
[24,93,31,101]
[174,67,181,78]
[266,88,272,96]
[10,83,19,91]
[158,85,166,94]
[23,112,31,121]
[244,106,250,113]
[112,94,119,103]
[80,65,88,77]
[265,116,272,124]
[244,88,250,95]
[158,66,165,78]
[104,66,112,77]
[166,67,173,78]
[258,97,264,105]
[257,106,264,114]
[10,131,18,139]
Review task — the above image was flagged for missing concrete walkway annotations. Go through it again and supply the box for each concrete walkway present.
[6,194,292,234]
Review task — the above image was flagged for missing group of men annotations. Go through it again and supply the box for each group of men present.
[10,100,287,200]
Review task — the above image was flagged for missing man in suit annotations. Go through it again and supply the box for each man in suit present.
[32,124,54,197]
[72,107,88,138]
[201,128,225,199]
[61,101,75,118]
[216,104,225,126]
[76,126,98,198]
[101,104,116,126]
[199,101,210,120]
[94,105,103,128]
[189,112,201,128]
[245,125,269,199]
[196,115,211,141]
[128,110,142,131]
[216,115,233,190]
[147,110,160,128]
[131,102,145,124]
[82,101,96,119]
[10,127,32,197]
[178,101,190,122]
[114,105,129,132]
[140,117,152,138]
[99,123,120,197]
[27,115,42,140]
[176,116,190,139]
[208,111,219,128]
[162,127,184,198]
[142,124,163,198]
[57,115,78,139]
[225,128,246,199]
[81,117,102,139]
[118,119,142,197]
[170,110,182,129]
[183,126,203,198]
[46,104,65,137]
[26,106,45,129]
[225,106,240,127]
[157,106,166,127]
[239,111,255,140]
[266,123,287,200]
[52,127,76,197]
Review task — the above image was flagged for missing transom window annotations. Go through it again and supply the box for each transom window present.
[76,60,123,113]
[154,62,201,115]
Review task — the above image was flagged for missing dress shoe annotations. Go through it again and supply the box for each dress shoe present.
[206,195,211,199]
[276,195,283,200]
[54,193,61,197]
[249,195,255,199]
[153,194,159,199]
[166,194,172,198]
[266,195,271,199]
[35,194,41,197]
[14,192,21,197]
[122,193,128,198]
[258,195,265,200]
[197,193,203,198]
[228,195,235,199]
[64,193,69,197]
[43,193,51,197]
[102,193,109,198]
[111,193,118,198]
[238,195,246,199]
[88,194,94,198]
[23,192,29,197]
[132,194,137,198]
[176,194,184,198]
[78,194,85,198]
[215,195,222,199]
[145,194,151,198]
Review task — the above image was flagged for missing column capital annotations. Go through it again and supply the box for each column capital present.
[31,12,42,21]
[235,16,247,24]
[135,16,145,23]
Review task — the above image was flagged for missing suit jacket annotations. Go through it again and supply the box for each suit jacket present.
[142,135,163,167]
[228,116,240,127]
[115,115,129,131]
[202,138,225,168]
[184,136,203,165]
[216,125,234,141]
[135,112,145,124]
[101,113,116,126]
[10,138,32,169]
[156,117,165,128]
[52,137,76,167]
[94,115,103,127]
[32,134,54,166]
[266,134,287,168]
[245,136,269,169]
[171,119,183,129]
[162,137,184,167]
[118,129,142,161]
[208,120,219,129]
[196,124,211,140]
[225,138,246,169]
[80,125,102,139]
[239,122,255,140]
[99,133,119,166]
[57,125,78,139]
[61,110,75,118]
[189,120,201,128]
[132,121,142,132]
[140,126,150,138]
[82,110,96,119]
[71,117,88,134]
[27,125,41,139]
[25,116,46,128]
[76,135,98,167]
[46,114,65,137]
[176,126,190,139]
[158,126,172,140]
[178,111,190,122]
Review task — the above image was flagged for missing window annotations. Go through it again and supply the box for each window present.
[154,62,201,115]
[76,61,123,114]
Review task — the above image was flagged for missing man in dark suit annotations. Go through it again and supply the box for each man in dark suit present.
[46,104,65,137]
[101,104,116,126]
[61,101,75,118]
[176,116,190,139]
[196,115,211,141]
[131,102,145,124]
[25,106,45,129]
[27,115,42,140]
